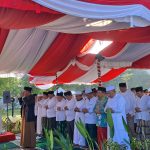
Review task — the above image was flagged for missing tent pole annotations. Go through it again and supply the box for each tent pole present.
[96,54,104,87]
[55,73,58,93]
[96,59,102,86]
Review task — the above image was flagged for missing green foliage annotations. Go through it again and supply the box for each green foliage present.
[75,119,99,150]
[54,130,73,150]
[44,129,54,150]
[50,84,97,92]
[125,138,150,150]
[0,77,21,96]
[0,69,149,97]
[0,75,43,97]
[106,109,114,139]
[104,69,150,90]
[3,144,8,150]
[2,115,21,133]
[104,140,127,150]
[122,116,131,139]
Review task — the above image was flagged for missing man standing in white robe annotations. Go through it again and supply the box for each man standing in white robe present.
[135,87,150,139]
[64,91,76,142]
[35,95,43,135]
[55,92,66,136]
[39,92,49,135]
[74,91,85,147]
[119,83,136,137]
[82,88,97,143]
[46,91,57,131]
[105,85,129,148]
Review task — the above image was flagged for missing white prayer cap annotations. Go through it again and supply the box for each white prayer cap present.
[57,87,65,93]
[106,85,115,92]
[74,91,82,95]
[84,88,92,94]
[71,91,76,95]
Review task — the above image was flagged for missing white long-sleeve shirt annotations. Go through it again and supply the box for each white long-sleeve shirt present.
[47,97,57,118]
[75,99,85,123]
[56,99,66,121]
[84,96,97,124]
[65,98,76,121]
[39,99,48,117]
[120,90,136,116]
[135,95,150,121]
[34,101,38,116]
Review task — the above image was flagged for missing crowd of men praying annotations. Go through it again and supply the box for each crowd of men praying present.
[19,83,150,149]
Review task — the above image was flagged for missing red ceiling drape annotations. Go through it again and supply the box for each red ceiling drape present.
[0,0,61,14]
[88,27,150,43]
[100,42,127,58]
[132,54,150,69]
[0,8,63,29]
[53,53,96,83]
[1,0,150,12]
[0,29,9,54]
[29,34,91,76]
[93,68,126,83]
[81,0,150,9]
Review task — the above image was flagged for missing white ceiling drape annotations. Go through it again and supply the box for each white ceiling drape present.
[39,15,129,33]
[0,29,58,74]
[33,0,150,27]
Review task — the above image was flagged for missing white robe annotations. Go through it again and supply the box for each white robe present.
[47,97,57,118]
[34,101,38,116]
[36,101,43,134]
[55,99,66,121]
[65,98,76,122]
[40,99,48,117]
[135,95,150,121]
[120,90,136,116]
[105,94,130,147]
[74,99,85,146]
[84,96,97,124]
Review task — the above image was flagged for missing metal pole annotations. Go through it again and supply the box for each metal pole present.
[6,103,8,131]
[12,101,14,117]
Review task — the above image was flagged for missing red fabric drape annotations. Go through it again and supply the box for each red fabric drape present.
[0,29,9,54]
[29,34,91,76]
[53,65,86,84]
[81,0,150,9]
[0,0,149,13]
[100,42,127,58]
[77,54,96,65]
[0,0,61,14]
[93,68,126,83]
[0,8,63,29]
[88,27,150,43]
[132,54,150,69]
[53,54,96,84]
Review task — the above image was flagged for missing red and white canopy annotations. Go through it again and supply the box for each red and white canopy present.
[0,0,150,86]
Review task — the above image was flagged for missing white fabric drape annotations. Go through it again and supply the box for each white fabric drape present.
[100,61,132,69]
[106,43,150,62]
[35,84,54,90]
[33,0,150,27]
[0,29,58,74]
[68,63,110,83]
[39,15,129,33]
[30,64,110,84]
[30,76,56,84]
